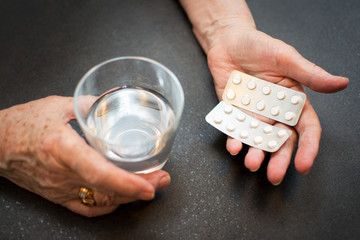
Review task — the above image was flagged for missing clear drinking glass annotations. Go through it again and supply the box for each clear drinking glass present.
[74,56,184,173]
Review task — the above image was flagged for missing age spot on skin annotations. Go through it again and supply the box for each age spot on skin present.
[3,113,9,121]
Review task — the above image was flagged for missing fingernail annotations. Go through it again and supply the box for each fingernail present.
[250,167,260,172]
[272,181,282,186]
[140,191,155,201]
[158,175,171,189]
[139,185,155,200]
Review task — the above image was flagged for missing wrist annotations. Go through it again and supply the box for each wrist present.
[0,106,26,173]
[0,108,11,174]
[194,16,256,54]
[180,0,256,53]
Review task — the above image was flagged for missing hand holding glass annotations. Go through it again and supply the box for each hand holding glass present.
[74,57,184,173]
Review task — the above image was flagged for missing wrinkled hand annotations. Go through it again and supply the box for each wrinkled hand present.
[0,96,171,217]
[206,25,348,184]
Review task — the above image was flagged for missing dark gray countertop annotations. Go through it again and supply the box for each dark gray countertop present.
[1,0,359,239]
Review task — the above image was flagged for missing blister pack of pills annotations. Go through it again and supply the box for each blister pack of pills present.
[222,71,306,126]
[205,101,292,152]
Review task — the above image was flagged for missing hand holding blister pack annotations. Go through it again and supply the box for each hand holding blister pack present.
[223,71,306,126]
[206,70,306,152]
[206,101,292,152]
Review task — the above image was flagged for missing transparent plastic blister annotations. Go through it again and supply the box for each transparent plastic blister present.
[205,101,292,152]
[222,71,306,126]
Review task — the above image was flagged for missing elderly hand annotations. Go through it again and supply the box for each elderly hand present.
[180,0,348,185]
[206,25,348,184]
[0,96,171,217]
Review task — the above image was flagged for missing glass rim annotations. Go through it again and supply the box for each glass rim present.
[73,56,185,146]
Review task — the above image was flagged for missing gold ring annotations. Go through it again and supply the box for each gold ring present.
[78,187,95,206]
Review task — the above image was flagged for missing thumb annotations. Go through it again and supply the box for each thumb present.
[280,45,349,93]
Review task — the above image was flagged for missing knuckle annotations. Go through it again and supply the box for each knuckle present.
[40,129,61,151]
[275,41,298,67]
[41,128,75,155]
[82,169,101,186]
[98,193,116,207]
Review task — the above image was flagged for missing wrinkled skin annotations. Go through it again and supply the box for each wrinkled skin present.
[0,96,171,217]
[206,24,348,184]
[0,6,350,218]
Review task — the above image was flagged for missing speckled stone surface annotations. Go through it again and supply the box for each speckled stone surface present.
[0,0,359,239]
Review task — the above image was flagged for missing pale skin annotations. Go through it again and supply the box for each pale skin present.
[0,96,171,217]
[180,0,349,184]
[0,1,349,217]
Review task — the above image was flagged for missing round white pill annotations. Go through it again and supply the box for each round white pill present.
[277,129,288,138]
[285,112,295,121]
[262,85,271,95]
[240,130,249,139]
[256,100,265,111]
[291,95,301,105]
[271,106,280,116]
[277,91,286,100]
[241,95,251,105]
[213,115,223,124]
[254,136,263,145]
[268,140,278,149]
[236,113,246,122]
[232,74,242,84]
[226,90,236,100]
[226,123,236,132]
[263,126,273,134]
[223,105,233,114]
[250,120,259,128]
[247,80,256,90]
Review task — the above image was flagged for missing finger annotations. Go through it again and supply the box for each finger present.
[244,147,266,172]
[279,44,349,93]
[70,95,98,120]
[267,124,298,185]
[137,170,171,190]
[293,100,322,174]
[64,199,119,218]
[46,127,156,201]
[65,173,169,217]
[73,186,148,208]
[64,170,170,215]
[226,137,243,155]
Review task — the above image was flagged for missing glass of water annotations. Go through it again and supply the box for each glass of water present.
[74,56,184,173]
